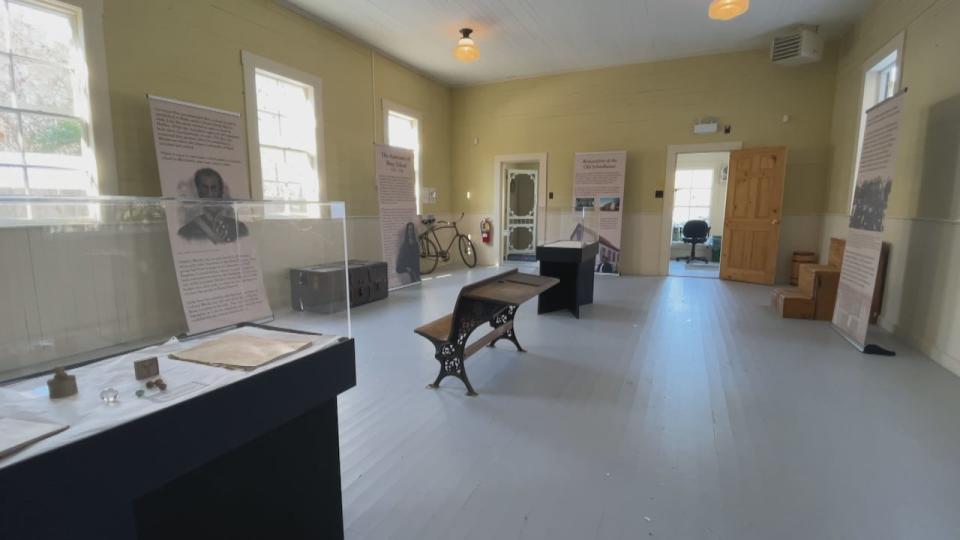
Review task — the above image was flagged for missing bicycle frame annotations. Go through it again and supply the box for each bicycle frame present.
[424,220,462,257]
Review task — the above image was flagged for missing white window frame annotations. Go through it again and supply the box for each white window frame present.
[850,32,904,210]
[671,168,714,241]
[0,0,117,196]
[241,50,325,203]
[382,99,422,214]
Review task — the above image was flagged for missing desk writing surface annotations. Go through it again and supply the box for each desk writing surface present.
[463,272,558,305]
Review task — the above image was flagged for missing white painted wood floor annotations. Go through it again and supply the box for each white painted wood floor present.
[290,267,960,540]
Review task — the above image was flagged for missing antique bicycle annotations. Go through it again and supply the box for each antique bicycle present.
[419,212,477,274]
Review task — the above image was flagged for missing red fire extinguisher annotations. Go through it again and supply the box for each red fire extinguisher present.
[480,218,493,244]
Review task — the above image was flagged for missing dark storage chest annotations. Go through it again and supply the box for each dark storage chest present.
[291,260,388,313]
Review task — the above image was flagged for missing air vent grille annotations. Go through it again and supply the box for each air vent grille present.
[772,34,803,61]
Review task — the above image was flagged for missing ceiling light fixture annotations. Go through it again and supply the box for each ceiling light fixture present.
[708,0,749,21]
[453,28,479,63]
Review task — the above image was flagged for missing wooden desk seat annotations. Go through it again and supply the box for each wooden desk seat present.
[414,268,558,396]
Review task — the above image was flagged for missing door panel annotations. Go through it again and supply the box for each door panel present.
[719,147,787,284]
[505,169,538,258]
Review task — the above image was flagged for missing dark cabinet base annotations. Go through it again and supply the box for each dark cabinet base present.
[0,338,356,540]
[536,242,598,318]
[135,403,343,540]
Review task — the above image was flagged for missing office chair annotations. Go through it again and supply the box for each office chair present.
[675,220,710,264]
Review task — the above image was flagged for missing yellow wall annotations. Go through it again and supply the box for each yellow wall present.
[821,0,960,376]
[451,47,838,225]
[102,0,451,215]
[826,0,960,219]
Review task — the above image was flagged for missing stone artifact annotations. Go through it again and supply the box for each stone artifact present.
[134,357,160,380]
[47,368,78,399]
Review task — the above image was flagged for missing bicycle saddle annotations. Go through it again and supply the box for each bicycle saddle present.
[421,216,436,225]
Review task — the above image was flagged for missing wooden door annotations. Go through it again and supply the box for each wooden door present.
[719,147,787,284]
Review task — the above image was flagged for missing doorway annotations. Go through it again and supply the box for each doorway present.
[492,153,548,266]
[660,142,742,279]
[504,167,538,261]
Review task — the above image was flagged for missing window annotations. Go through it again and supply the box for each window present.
[672,168,712,240]
[242,51,323,212]
[384,101,422,213]
[851,33,903,208]
[0,0,97,196]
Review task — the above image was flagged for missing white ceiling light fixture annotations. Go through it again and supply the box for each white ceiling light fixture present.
[453,28,479,63]
[709,0,750,21]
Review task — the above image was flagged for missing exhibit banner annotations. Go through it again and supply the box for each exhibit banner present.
[149,95,271,335]
[375,145,420,289]
[573,151,626,274]
[832,91,905,350]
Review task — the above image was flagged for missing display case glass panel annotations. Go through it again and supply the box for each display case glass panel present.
[541,207,599,248]
[0,196,349,384]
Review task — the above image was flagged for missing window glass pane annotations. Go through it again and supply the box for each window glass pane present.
[689,189,711,206]
[255,68,320,203]
[260,146,282,182]
[0,5,8,54]
[690,170,713,189]
[0,55,13,107]
[21,113,83,167]
[255,73,279,114]
[690,207,711,222]
[257,111,281,147]
[26,167,90,196]
[387,112,417,150]
[277,114,315,153]
[277,79,309,119]
[0,166,25,194]
[0,111,22,164]
[14,57,75,115]
[672,207,689,226]
[10,2,75,65]
[674,189,690,206]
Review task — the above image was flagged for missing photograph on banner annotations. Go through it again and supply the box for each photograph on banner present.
[149,95,271,335]
[832,91,905,350]
[375,145,420,289]
[573,151,626,274]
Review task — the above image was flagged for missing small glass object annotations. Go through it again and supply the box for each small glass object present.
[99,387,120,405]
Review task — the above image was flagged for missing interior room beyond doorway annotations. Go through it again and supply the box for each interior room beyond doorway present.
[667,152,730,279]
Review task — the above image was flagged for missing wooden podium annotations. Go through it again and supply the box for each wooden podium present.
[536,241,598,318]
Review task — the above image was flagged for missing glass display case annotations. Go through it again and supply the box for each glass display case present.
[0,196,350,384]
[541,207,599,248]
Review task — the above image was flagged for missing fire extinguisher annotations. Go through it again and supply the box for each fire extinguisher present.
[480,218,493,244]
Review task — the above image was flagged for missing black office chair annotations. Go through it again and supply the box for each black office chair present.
[675,220,710,264]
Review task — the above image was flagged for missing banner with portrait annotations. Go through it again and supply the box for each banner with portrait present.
[832,91,905,350]
[375,145,420,289]
[148,95,271,335]
[573,151,627,274]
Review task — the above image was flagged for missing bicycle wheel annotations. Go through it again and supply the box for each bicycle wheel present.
[458,235,477,268]
[420,235,439,275]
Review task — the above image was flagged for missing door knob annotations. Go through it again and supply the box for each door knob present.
[771,219,780,225]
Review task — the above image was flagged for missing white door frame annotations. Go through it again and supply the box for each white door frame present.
[659,142,742,275]
[493,153,548,266]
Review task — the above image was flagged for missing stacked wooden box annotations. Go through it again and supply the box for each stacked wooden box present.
[772,239,845,320]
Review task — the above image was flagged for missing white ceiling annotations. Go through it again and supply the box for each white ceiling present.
[286,0,873,86]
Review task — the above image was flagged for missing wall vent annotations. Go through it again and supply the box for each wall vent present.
[771,28,823,65]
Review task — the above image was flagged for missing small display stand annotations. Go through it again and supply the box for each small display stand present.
[536,209,600,318]
[0,196,355,539]
[537,241,599,318]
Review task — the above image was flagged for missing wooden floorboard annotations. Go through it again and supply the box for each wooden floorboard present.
[281,266,960,540]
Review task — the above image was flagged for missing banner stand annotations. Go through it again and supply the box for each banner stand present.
[831,90,906,355]
[863,344,896,356]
